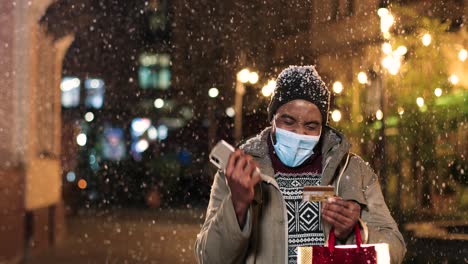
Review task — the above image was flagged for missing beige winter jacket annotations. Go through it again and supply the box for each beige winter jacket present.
[195,126,406,264]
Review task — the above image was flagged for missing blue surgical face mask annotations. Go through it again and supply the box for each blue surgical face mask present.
[272,126,321,167]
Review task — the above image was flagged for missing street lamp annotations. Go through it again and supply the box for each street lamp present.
[234,68,259,143]
[261,79,276,97]
[332,81,344,94]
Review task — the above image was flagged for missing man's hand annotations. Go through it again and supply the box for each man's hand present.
[225,149,262,228]
[321,197,361,240]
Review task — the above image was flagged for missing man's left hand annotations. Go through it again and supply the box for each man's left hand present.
[321,197,361,240]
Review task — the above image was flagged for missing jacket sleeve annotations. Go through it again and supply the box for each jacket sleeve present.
[194,171,252,264]
[358,159,407,264]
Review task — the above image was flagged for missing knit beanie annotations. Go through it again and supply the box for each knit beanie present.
[267,65,330,124]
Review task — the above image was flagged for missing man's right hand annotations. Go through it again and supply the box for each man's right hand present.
[225,149,262,228]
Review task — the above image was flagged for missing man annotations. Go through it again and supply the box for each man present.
[195,66,406,264]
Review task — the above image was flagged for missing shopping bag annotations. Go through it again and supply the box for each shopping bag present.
[297,224,390,264]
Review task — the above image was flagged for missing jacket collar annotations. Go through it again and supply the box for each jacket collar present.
[240,125,351,186]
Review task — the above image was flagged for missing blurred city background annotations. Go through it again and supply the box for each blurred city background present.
[0,0,467,263]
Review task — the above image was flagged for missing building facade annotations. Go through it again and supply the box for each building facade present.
[0,0,73,262]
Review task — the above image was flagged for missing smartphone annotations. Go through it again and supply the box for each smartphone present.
[209,140,235,171]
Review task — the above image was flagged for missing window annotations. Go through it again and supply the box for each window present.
[61,77,80,108]
[101,127,126,161]
[84,78,105,109]
[138,53,171,90]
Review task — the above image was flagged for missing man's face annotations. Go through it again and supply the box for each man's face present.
[272,99,322,137]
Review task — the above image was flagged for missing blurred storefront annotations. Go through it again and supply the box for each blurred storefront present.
[0,0,74,262]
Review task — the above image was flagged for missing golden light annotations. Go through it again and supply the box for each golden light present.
[382,56,392,69]
[332,81,344,94]
[449,74,459,85]
[237,68,251,83]
[382,43,393,55]
[382,55,401,75]
[395,46,407,56]
[249,71,259,84]
[357,72,368,84]
[388,59,401,75]
[331,110,342,122]
[261,80,276,97]
[78,179,87,189]
[458,49,467,62]
[383,32,391,40]
[422,34,431,46]
[416,97,424,107]
[376,110,383,120]
[380,13,394,34]
[434,88,442,97]
[377,8,389,18]
[398,107,405,116]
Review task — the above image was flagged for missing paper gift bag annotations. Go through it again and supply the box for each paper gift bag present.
[297,224,390,264]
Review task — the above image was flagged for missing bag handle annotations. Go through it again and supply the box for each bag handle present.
[328,223,362,254]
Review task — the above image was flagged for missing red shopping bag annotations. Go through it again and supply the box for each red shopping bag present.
[305,224,378,264]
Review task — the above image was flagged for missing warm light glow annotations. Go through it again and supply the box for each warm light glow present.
[208,87,219,98]
[422,34,431,46]
[332,81,344,94]
[84,112,94,122]
[395,46,407,56]
[376,110,383,120]
[76,133,87,146]
[434,88,442,97]
[382,43,392,55]
[154,98,165,108]
[380,13,394,34]
[382,55,400,75]
[459,49,468,62]
[388,59,401,75]
[249,72,259,84]
[377,8,389,17]
[331,110,342,122]
[398,107,405,115]
[382,56,392,69]
[262,80,276,97]
[237,69,251,83]
[226,107,235,117]
[78,179,87,189]
[449,74,459,85]
[383,32,391,40]
[416,97,424,107]
[357,72,368,84]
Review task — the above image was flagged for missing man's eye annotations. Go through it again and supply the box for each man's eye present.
[284,121,294,125]
[307,126,317,130]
